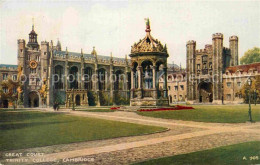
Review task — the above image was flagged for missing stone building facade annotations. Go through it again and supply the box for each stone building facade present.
[223,63,260,104]
[14,24,130,108]
[160,71,187,104]
[186,33,239,104]
[0,65,18,108]
[1,23,258,108]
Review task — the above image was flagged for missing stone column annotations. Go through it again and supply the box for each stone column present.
[80,64,84,89]
[124,70,129,99]
[65,64,68,90]
[93,65,98,91]
[131,68,134,89]
[152,65,157,99]
[137,66,142,89]
[152,66,156,89]
[94,65,100,106]
[110,66,114,105]
[130,68,134,99]
[163,67,168,98]
[105,71,108,91]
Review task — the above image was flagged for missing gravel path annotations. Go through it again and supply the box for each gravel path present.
[1,110,260,165]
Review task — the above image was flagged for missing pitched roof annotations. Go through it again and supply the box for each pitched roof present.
[226,62,260,73]
[54,50,129,62]
[0,64,18,69]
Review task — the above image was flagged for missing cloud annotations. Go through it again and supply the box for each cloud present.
[0,0,259,66]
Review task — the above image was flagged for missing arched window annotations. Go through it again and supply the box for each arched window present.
[84,67,93,90]
[54,65,64,89]
[98,68,106,90]
[114,70,124,90]
[69,66,78,89]
[142,60,153,89]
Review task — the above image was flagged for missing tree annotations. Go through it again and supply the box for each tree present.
[240,47,260,65]
[1,79,20,109]
[237,76,260,103]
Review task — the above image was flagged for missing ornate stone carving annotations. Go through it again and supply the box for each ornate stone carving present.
[131,19,167,54]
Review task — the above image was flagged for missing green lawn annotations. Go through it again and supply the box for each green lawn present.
[137,105,260,123]
[0,111,165,151]
[135,141,260,165]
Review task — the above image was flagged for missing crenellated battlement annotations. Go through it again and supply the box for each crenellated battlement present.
[223,47,231,52]
[212,33,223,39]
[186,40,196,45]
[205,44,212,49]
[41,41,49,45]
[18,39,25,43]
[195,49,207,53]
[229,35,238,41]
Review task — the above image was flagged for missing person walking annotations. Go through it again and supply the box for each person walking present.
[53,102,57,111]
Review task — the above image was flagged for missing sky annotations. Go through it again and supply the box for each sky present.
[0,0,259,67]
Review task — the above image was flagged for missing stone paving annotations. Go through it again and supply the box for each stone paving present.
[1,110,260,165]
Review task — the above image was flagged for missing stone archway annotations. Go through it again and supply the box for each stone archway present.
[29,91,40,107]
[3,100,8,108]
[75,95,81,106]
[198,82,213,103]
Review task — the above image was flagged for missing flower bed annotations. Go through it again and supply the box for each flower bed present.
[138,105,194,112]
[110,107,121,110]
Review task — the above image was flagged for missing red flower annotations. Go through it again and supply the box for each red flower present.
[138,105,194,112]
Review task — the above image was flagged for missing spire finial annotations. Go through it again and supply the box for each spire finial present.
[144,18,151,33]
[91,46,97,55]
[66,47,68,53]
[32,17,34,30]
[81,48,83,54]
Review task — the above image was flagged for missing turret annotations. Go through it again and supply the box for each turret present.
[18,39,26,74]
[91,46,97,56]
[212,33,224,101]
[212,33,223,72]
[56,39,62,51]
[229,36,238,66]
[186,40,196,74]
[110,52,113,64]
[40,41,49,80]
[186,40,196,100]
[27,23,39,50]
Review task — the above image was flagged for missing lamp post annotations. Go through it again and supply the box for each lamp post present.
[72,88,75,111]
[247,77,253,122]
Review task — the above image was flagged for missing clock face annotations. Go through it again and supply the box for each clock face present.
[29,60,38,69]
